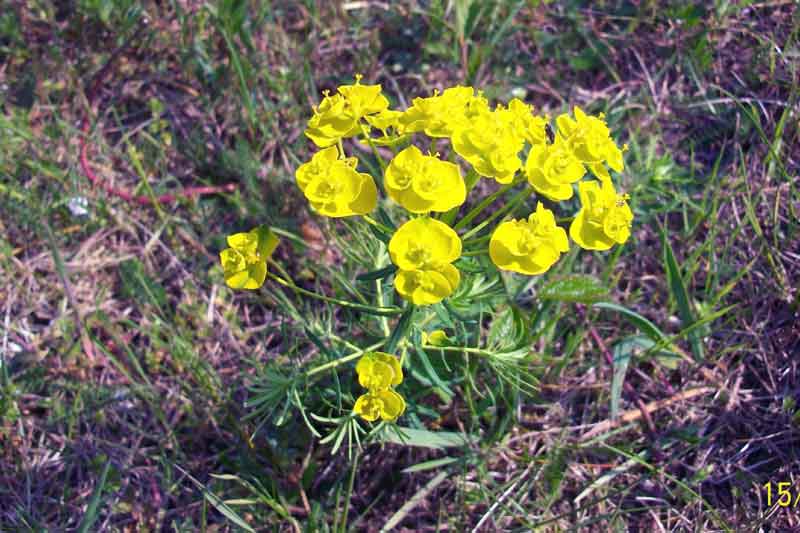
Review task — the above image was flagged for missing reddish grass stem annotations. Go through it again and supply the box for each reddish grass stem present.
[79,124,237,206]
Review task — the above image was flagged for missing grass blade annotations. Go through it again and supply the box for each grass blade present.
[77,459,111,533]
[659,222,704,360]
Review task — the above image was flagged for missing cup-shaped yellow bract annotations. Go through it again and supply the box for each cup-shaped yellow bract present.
[384,146,466,213]
[490,203,569,275]
[556,106,624,180]
[295,147,357,191]
[394,264,461,306]
[569,179,634,251]
[353,389,406,422]
[389,217,462,271]
[356,351,403,390]
[296,150,377,218]
[389,217,462,305]
[452,109,524,184]
[365,109,403,134]
[304,92,360,148]
[525,139,585,201]
[399,86,487,138]
[500,98,549,147]
[219,225,279,289]
[337,75,389,119]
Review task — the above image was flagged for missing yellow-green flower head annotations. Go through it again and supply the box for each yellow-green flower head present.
[500,98,549,146]
[556,106,624,178]
[304,91,361,148]
[384,146,466,213]
[389,217,462,270]
[525,139,586,201]
[489,203,569,275]
[356,351,403,390]
[295,148,377,217]
[219,225,279,289]
[337,74,390,119]
[452,108,524,184]
[399,86,483,138]
[394,264,461,305]
[569,179,634,251]
[354,389,405,422]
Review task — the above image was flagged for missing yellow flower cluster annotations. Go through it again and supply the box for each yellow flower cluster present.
[219,226,279,289]
[287,76,633,304]
[353,352,405,422]
[388,217,461,305]
[295,146,377,218]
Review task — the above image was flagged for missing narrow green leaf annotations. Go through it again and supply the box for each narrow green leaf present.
[77,459,111,533]
[593,302,667,342]
[366,222,391,244]
[542,447,568,502]
[381,427,470,449]
[119,258,168,311]
[385,306,414,354]
[610,336,655,419]
[177,465,256,532]
[539,274,609,303]
[660,223,704,359]
[412,333,454,399]
[356,264,397,282]
[487,305,527,350]
[304,327,337,359]
[402,457,459,474]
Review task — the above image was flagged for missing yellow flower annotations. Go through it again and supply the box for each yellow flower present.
[569,179,634,251]
[304,75,390,148]
[394,265,461,305]
[304,91,360,148]
[384,146,466,213]
[355,352,403,390]
[295,146,357,191]
[525,139,585,201]
[353,389,406,422]
[489,203,569,275]
[389,217,461,270]
[219,225,279,289]
[336,74,390,119]
[556,106,624,178]
[452,108,524,184]
[295,150,377,218]
[500,98,548,146]
[399,86,486,138]
[353,351,405,423]
[364,109,403,134]
[388,217,462,305]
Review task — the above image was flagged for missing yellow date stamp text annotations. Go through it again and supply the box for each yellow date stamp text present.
[763,482,800,508]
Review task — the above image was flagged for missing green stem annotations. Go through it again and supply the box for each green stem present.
[453,181,516,231]
[266,272,403,316]
[305,340,385,378]
[461,185,532,241]
[374,248,391,337]
[462,233,491,247]
[462,248,489,257]
[360,124,387,173]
